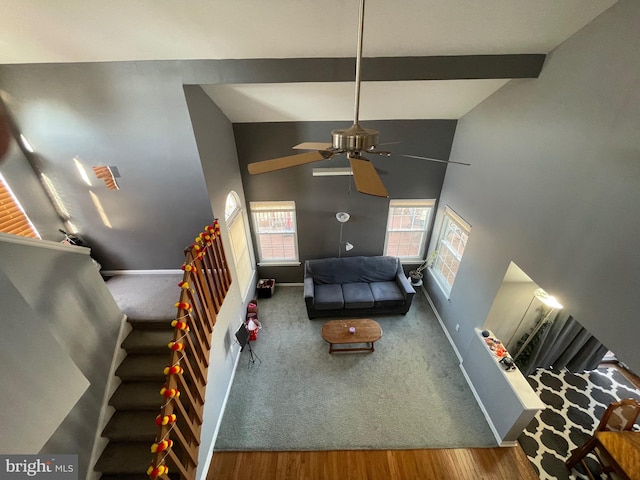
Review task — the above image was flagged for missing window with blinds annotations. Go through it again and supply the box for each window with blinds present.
[249,200,299,264]
[431,206,470,297]
[383,199,436,261]
[225,192,254,298]
[0,173,40,238]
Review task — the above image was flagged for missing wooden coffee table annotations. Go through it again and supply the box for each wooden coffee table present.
[321,319,383,353]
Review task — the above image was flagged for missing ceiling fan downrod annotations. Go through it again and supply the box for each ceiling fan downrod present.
[331,0,380,152]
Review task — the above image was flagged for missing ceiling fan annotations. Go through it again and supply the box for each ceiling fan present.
[246,0,470,198]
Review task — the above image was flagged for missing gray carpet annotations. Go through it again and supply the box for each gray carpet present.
[105,274,183,320]
[215,286,496,451]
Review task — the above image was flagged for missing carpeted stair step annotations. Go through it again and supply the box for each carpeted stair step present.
[116,354,169,382]
[94,441,154,474]
[109,381,163,411]
[102,411,158,441]
[122,329,174,353]
[127,318,174,330]
[105,274,183,321]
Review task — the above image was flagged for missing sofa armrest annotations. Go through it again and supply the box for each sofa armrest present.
[304,276,315,300]
[396,273,416,298]
[304,276,316,318]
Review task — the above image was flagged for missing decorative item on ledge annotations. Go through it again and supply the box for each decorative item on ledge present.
[481,329,516,372]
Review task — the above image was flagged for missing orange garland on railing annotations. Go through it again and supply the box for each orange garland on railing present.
[147,220,226,479]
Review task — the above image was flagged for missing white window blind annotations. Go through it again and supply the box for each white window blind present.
[0,173,40,239]
[225,192,254,298]
[431,206,470,296]
[250,201,299,264]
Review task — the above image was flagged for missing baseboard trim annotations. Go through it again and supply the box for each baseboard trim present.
[422,287,507,445]
[276,282,304,286]
[459,363,512,447]
[88,314,131,480]
[102,269,183,276]
[420,286,463,362]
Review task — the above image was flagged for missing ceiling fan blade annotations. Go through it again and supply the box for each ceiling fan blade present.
[293,142,333,151]
[248,151,333,175]
[402,154,471,166]
[349,155,389,198]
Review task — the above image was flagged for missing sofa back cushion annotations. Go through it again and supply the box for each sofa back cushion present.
[306,256,400,284]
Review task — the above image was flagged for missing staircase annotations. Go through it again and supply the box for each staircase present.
[93,223,232,480]
[96,317,176,479]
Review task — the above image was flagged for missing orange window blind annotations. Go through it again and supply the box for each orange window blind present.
[0,176,40,238]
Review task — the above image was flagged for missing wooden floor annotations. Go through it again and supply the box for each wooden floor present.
[208,447,538,480]
[602,360,640,390]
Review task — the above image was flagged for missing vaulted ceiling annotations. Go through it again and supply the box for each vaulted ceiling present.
[1,0,617,122]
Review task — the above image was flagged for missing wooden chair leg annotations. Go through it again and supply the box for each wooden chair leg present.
[566,436,598,472]
[578,459,598,480]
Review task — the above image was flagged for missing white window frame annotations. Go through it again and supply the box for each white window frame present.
[249,200,300,266]
[225,192,255,300]
[429,206,471,297]
[383,199,435,262]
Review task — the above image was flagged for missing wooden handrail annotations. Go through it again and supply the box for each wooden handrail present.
[146,220,231,480]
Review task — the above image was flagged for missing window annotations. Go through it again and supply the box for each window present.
[384,199,435,261]
[225,192,254,298]
[249,201,299,264]
[0,173,40,238]
[430,206,470,296]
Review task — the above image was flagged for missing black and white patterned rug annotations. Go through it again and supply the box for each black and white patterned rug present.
[518,366,640,480]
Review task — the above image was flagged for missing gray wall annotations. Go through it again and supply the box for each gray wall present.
[0,138,66,239]
[0,235,124,478]
[0,54,538,271]
[425,0,640,374]
[183,85,256,478]
[0,62,214,270]
[235,120,456,282]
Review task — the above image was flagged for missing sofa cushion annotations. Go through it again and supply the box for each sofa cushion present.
[370,281,405,307]
[314,284,344,310]
[306,256,400,284]
[342,282,375,309]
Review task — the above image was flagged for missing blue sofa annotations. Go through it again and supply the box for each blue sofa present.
[303,255,416,319]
